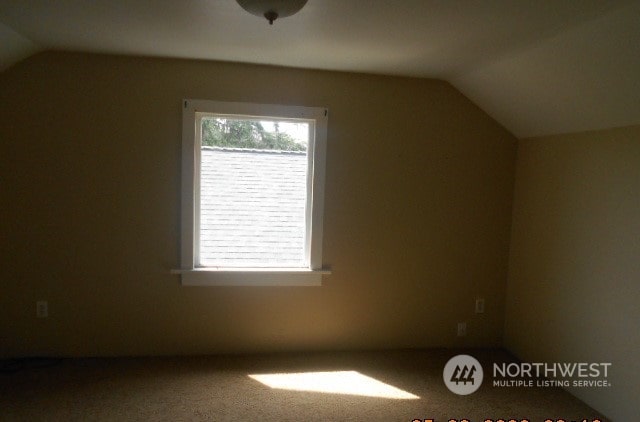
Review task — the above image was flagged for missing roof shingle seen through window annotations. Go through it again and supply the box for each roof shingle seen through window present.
[200,147,308,267]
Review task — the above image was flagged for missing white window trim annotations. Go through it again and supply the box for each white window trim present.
[173,99,330,286]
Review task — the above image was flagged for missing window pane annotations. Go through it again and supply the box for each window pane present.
[199,117,309,268]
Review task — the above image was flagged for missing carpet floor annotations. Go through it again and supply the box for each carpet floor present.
[0,348,610,421]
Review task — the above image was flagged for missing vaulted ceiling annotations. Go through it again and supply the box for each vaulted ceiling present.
[1,0,639,138]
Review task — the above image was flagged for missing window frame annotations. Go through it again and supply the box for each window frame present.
[174,99,330,286]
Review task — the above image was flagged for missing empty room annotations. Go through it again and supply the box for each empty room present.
[1,1,638,421]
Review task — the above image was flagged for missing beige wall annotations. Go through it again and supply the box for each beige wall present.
[0,52,516,357]
[505,125,640,421]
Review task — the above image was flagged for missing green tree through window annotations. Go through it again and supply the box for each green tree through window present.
[202,118,306,151]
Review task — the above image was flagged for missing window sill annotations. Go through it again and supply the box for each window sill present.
[170,268,331,286]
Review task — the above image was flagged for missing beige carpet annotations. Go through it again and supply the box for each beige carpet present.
[0,349,609,421]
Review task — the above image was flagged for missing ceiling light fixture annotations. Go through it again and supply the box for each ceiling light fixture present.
[236,0,308,25]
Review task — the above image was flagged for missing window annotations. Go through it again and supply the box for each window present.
[174,100,329,286]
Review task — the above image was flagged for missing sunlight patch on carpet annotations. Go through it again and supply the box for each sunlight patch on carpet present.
[248,370,419,399]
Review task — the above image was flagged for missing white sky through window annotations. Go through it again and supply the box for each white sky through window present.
[260,121,308,144]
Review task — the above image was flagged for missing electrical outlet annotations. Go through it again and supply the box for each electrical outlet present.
[36,300,48,318]
[457,322,467,337]
[475,298,485,313]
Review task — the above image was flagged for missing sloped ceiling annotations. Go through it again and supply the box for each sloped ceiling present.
[1,0,638,138]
